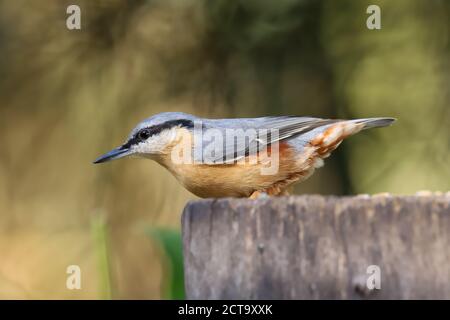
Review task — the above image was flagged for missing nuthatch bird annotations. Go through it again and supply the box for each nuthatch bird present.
[94,113,395,198]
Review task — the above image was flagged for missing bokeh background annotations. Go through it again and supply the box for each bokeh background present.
[0,0,448,299]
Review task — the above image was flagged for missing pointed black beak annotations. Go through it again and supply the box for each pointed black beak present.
[93,147,132,164]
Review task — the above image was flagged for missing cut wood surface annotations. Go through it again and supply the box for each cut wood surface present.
[182,194,450,299]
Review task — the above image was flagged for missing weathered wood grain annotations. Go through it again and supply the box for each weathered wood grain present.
[182,194,450,299]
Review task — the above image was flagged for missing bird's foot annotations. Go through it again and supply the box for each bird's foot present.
[249,191,270,200]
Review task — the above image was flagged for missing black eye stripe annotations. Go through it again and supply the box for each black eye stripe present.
[121,119,194,149]
[143,119,194,138]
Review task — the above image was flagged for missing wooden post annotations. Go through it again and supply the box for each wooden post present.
[182,194,450,299]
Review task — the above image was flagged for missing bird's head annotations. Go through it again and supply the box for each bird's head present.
[93,112,196,164]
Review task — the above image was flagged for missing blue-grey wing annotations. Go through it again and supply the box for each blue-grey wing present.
[191,116,337,164]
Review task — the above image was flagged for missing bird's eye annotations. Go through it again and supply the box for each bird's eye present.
[138,129,151,140]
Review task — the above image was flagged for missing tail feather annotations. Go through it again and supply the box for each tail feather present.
[356,117,396,130]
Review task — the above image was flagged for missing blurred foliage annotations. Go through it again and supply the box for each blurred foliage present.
[0,0,448,299]
[91,214,113,299]
[147,228,184,299]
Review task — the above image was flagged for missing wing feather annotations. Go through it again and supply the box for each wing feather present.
[197,116,338,163]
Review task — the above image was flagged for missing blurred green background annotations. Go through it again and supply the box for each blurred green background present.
[0,0,448,299]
